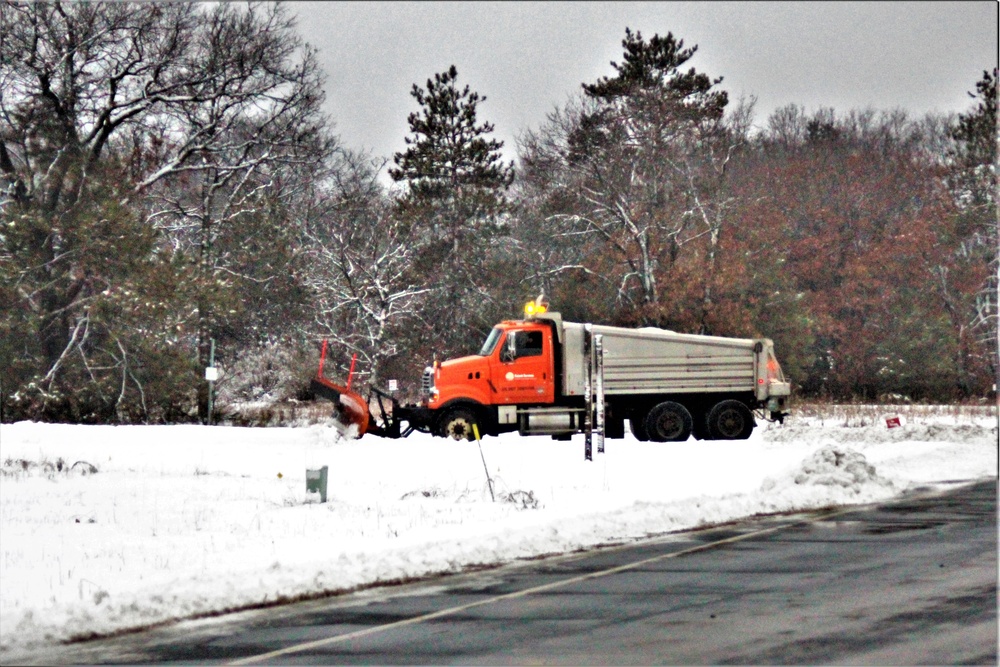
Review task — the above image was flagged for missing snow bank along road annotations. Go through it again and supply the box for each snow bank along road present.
[0,407,996,658]
[8,480,997,665]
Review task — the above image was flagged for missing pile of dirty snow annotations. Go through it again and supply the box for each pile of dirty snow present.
[761,445,896,506]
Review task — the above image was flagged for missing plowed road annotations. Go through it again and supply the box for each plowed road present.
[9,480,997,665]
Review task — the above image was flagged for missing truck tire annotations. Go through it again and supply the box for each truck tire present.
[629,415,650,441]
[437,407,478,441]
[706,400,755,440]
[645,401,693,442]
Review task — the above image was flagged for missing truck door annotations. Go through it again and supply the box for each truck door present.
[491,326,555,405]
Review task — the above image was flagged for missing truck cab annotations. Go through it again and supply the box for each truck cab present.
[425,319,557,414]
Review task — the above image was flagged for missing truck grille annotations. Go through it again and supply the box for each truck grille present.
[421,366,434,398]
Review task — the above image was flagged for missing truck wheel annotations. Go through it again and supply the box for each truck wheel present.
[438,407,478,441]
[706,400,755,440]
[629,416,650,441]
[645,401,693,442]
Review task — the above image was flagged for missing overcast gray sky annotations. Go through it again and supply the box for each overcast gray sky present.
[288,1,998,171]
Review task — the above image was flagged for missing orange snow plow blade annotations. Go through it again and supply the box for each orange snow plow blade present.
[311,375,370,436]
[310,343,369,437]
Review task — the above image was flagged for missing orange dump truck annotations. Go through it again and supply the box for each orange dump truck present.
[313,299,791,442]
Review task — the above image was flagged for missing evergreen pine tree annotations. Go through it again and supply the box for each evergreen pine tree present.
[951,69,998,179]
[390,65,514,256]
[389,65,515,358]
[949,68,998,398]
[582,28,727,123]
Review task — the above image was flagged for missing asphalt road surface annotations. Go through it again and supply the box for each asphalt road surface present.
[9,479,997,666]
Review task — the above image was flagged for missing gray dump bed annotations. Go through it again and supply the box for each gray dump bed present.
[559,320,786,400]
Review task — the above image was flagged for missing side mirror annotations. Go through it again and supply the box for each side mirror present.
[500,333,517,363]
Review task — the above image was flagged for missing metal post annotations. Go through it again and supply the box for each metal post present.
[207,338,216,425]
[594,333,605,454]
[583,324,593,461]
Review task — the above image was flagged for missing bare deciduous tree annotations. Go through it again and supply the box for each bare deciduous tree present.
[0,1,333,421]
[299,152,431,392]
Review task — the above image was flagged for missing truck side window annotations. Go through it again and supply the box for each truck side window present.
[515,330,543,358]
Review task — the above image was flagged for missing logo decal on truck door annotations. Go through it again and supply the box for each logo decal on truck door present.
[505,372,535,381]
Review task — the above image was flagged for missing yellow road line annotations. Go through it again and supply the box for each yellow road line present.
[228,509,852,665]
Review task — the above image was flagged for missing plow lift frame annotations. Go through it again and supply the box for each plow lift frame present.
[368,386,413,439]
[309,340,415,438]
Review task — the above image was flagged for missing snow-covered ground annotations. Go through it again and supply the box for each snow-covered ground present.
[1,406,996,655]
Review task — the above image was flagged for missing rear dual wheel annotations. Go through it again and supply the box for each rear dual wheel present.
[645,401,693,442]
[706,400,755,440]
[633,399,754,442]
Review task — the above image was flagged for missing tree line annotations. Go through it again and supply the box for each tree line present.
[1,3,996,423]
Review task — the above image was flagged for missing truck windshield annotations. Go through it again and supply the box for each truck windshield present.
[479,327,503,356]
